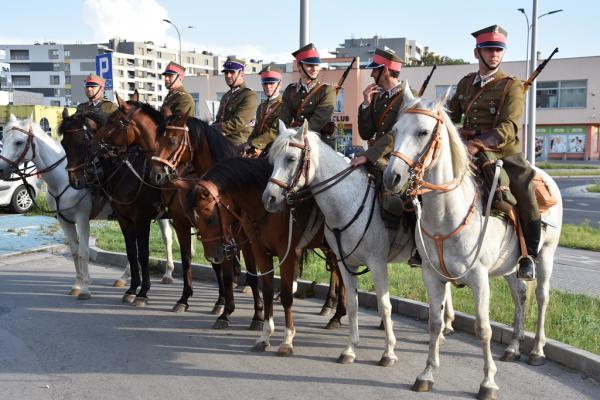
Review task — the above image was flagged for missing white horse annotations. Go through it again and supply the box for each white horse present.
[0,114,175,298]
[383,88,562,400]
[263,120,419,366]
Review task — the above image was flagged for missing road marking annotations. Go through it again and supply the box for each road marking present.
[563,207,600,214]
[564,199,574,202]
[578,203,590,206]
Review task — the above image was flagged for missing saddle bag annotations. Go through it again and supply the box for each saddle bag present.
[474,151,517,214]
[533,173,557,211]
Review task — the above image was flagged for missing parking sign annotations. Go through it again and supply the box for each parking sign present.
[95,53,113,90]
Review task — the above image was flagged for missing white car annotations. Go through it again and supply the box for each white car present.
[0,151,42,213]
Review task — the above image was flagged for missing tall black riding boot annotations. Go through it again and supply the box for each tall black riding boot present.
[517,219,541,281]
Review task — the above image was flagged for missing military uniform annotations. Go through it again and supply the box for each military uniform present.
[76,74,118,124]
[247,66,284,151]
[448,25,540,280]
[160,61,195,117]
[280,43,336,147]
[213,57,258,145]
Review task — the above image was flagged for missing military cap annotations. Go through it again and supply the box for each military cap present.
[365,48,404,72]
[161,61,186,77]
[472,25,508,49]
[292,43,321,65]
[84,74,105,87]
[221,56,246,72]
[259,65,283,84]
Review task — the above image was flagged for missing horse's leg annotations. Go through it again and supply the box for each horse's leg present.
[319,249,337,316]
[242,246,264,330]
[442,283,455,336]
[213,259,235,329]
[253,257,274,352]
[210,262,226,315]
[118,218,140,304]
[326,263,346,330]
[412,268,446,393]
[371,259,397,367]
[114,261,130,288]
[501,273,526,362]
[277,253,298,356]
[75,214,92,300]
[133,218,152,307]
[172,221,193,313]
[528,251,553,366]
[336,264,359,364]
[157,219,175,284]
[58,216,82,296]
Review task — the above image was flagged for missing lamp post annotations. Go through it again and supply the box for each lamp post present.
[162,19,194,64]
[517,6,563,163]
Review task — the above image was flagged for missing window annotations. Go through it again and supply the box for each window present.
[49,75,60,85]
[65,89,71,95]
[537,80,587,109]
[64,50,70,57]
[50,100,61,106]
[10,63,30,72]
[204,59,209,65]
[12,75,30,86]
[65,76,71,84]
[53,63,61,71]
[48,49,59,59]
[54,89,61,96]
[10,49,29,60]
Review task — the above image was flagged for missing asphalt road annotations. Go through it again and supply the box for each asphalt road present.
[0,250,598,400]
[556,177,600,226]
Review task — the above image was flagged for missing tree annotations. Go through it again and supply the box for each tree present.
[417,51,469,66]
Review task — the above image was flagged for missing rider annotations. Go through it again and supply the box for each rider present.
[76,74,117,124]
[279,43,336,148]
[212,57,258,145]
[160,61,195,117]
[243,65,284,156]
[448,25,539,281]
[350,47,421,267]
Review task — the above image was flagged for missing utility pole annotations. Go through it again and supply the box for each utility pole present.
[526,0,538,164]
[300,0,309,47]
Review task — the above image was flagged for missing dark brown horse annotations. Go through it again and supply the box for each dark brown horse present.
[97,93,263,329]
[152,113,347,324]
[184,157,347,355]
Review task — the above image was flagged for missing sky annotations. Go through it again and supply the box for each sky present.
[1,0,598,64]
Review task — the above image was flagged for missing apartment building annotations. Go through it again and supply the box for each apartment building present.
[334,35,433,66]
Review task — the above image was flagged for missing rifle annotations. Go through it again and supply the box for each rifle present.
[523,47,559,92]
[335,57,357,95]
[418,64,437,97]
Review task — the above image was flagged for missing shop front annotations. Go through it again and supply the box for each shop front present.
[535,124,600,161]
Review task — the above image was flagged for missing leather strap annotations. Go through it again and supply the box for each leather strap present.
[294,83,326,125]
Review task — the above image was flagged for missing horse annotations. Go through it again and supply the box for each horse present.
[59,110,176,288]
[382,87,562,400]
[184,157,347,355]
[100,94,264,329]
[0,114,110,299]
[262,120,418,366]
[152,111,347,323]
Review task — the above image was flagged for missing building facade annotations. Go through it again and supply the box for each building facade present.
[335,36,432,66]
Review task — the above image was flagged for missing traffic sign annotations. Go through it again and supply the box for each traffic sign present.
[95,53,113,90]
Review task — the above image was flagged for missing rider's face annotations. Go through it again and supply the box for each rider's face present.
[164,74,181,89]
[224,70,243,87]
[262,82,279,97]
[300,63,320,80]
[85,85,103,100]
[475,47,504,70]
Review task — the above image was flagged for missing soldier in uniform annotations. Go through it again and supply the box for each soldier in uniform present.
[448,25,539,280]
[243,65,284,156]
[76,74,117,124]
[212,57,258,145]
[279,43,336,148]
[160,61,195,117]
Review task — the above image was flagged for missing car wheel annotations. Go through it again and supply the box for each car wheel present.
[11,185,34,213]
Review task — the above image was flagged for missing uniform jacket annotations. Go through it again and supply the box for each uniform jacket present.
[279,81,336,133]
[160,86,195,117]
[248,94,283,149]
[75,99,118,124]
[214,83,258,145]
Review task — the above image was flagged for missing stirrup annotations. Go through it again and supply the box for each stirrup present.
[516,255,536,281]
[408,251,422,268]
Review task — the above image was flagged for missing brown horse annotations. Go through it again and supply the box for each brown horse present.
[152,112,347,325]
[97,93,263,329]
[184,157,347,355]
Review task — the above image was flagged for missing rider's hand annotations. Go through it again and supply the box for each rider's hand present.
[362,83,380,107]
[467,139,485,156]
[350,155,368,168]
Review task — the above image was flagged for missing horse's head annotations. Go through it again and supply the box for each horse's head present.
[262,119,314,213]
[150,112,191,185]
[184,180,237,264]
[383,85,464,195]
[0,113,37,179]
[59,109,99,189]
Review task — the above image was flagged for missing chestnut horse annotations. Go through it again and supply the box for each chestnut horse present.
[184,157,346,355]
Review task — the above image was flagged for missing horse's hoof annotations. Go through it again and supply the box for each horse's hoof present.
[122,294,136,304]
[248,319,264,331]
[213,319,229,329]
[377,320,385,330]
[378,356,397,367]
[240,285,252,294]
[528,354,547,366]
[500,350,521,362]
[412,378,434,392]
[442,327,455,336]
[211,304,225,315]
[252,341,269,352]
[113,279,126,288]
[134,297,148,307]
[337,354,355,364]
[77,292,92,300]
[160,276,174,285]
[68,288,81,296]
[172,303,189,313]
[325,319,342,330]
[277,344,294,357]
[477,385,499,400]
[319,306,334,316]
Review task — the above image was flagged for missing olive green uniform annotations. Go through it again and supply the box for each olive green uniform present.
[358,81,409,170]
[279,81,336,146]
[248,94,283,150]
[448,69,540,252]
[160,86,195,117]
[213,83,257,145]
[75,99,118,124]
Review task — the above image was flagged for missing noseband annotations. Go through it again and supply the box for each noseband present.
[150,124,193,175]
[268,136,311,202]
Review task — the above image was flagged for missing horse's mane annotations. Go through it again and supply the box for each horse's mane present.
[127,100,165,126]
[268,128,297,165]
[202,157,273,194]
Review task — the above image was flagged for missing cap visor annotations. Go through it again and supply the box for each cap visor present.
[300,57,321,65]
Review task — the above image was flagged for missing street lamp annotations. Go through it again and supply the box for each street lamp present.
[162,18,194,64]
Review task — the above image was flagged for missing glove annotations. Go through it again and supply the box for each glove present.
[467,139,485,156]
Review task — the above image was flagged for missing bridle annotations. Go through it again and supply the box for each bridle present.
[151,123,193,177]
[64,124,94,177]
[100,105,141,155]
[0,126,36,170]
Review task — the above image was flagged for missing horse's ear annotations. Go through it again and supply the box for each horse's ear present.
[62,107,70,120]
[404,81,415,103]
[130,89,139,102]
[9,113,17,122]
[162,106,173,118]
[295,118,309,140]
[278,119,287,134]
[116,92,127,109]
[436,86,452,108]
[85,117,98,131]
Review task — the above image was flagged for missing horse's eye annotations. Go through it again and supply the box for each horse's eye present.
[15,140,24,146]
[287,156,297,163]
[419,130,429,136]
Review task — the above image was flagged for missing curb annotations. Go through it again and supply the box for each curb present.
[88,245,600,382]
[0,243,67,258]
